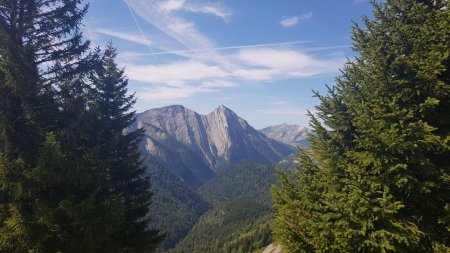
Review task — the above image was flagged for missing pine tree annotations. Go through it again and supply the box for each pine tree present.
[88,43,162,252]
[1,1,161,252]
[0,0,91,161]
[272,0,450,252]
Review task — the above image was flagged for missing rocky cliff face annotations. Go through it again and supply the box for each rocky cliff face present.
[259,123,310,148]
[136,105,295,188]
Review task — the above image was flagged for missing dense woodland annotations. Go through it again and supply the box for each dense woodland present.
[169,198,273,253]
[150,160,279,252]
[273,0,450,252]
[145,159,211,249]
[198,160,277,206]
[0,0,161,252]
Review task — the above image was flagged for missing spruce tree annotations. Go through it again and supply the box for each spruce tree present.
[272,0,450,252]
[88,43,162,252]
[0,0,91,161]
[1,1,161,252]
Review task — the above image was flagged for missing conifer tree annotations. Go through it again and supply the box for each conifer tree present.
[1,1,161,252]
[88,43,163,252]
[272,0,450,252]
[0,0,91,161]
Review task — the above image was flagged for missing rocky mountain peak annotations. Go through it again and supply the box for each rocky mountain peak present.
[215,104,228,111]
[259,123,310,148]
[210,104,236,118]
[135,105,295,186]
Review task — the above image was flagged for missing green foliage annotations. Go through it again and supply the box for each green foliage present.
[0,133,126,252]
[169,198,273,253]
[145,159,211,250]
[273,0,450,252]
[198,160,277,206]
[165,160,283,253]
[0,2,161,252]
[88,44,163,251]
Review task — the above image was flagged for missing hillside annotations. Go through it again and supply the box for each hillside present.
[145,159,211,249]
[167,160,294,252]
[198,160,276,206]
[169,198,273,253]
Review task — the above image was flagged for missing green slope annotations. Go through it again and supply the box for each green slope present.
[198,160,277,206]
[169,160,284,253]
[169,198,273,253]
[145,159,211,249]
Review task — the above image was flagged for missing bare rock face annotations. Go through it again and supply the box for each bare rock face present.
[263,243,283,253]
[136,105,295,188]
[260,123,310,148]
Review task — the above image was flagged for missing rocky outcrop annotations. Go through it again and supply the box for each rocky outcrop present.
[263,243,283,253]
[136,105,295,188]
[260,123,310,148]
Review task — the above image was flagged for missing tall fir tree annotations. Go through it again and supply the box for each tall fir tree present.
[272,0,450,252]
[0,1,161,252]
[0,0,92,161]
[0,1,122,251]
[88,43,163,252]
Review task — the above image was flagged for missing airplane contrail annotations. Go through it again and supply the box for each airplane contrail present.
[125,2,158,62]
[118,42,350,58]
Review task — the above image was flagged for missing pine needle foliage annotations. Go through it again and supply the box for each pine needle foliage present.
[0,1,161,252]
[272,0,450,252]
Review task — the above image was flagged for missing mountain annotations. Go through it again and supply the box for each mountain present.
[136,105,295,188]
[259,123,310,148]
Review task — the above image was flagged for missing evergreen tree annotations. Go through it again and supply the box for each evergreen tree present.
[0,133,126,252]
[272,0,450,252]
[0,0,91,161]
[0,1,161,252]
[88,43,163,252]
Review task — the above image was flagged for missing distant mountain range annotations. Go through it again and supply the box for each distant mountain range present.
[133,105,308,251]
[260,123,310,148]
[136,105,296,188]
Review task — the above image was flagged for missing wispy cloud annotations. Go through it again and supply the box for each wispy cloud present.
[280,12,312,27]
[233,48,345,79]
[125,60,229,84]
[201,80,238,88]
[124,0,221,50]
[137,84,215,101]
[126,48,345,85]
[110,1,346,101]
[280,16,299,27]
[184,3,231,21]
[157,0,231,21]
[94,28,151,46]
[158,0,185,12]
[256,107,308,116]
[271,101,288,105]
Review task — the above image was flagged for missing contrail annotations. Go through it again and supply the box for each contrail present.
[125,2,158,61]
[119,41,311,57]
[118,42,350,58]
[301,45,350,52]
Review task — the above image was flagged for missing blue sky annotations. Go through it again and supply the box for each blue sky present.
[84,0,373,128]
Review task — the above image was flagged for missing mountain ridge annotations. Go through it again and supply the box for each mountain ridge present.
[136,105,295,188]
[259,123,310,148]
